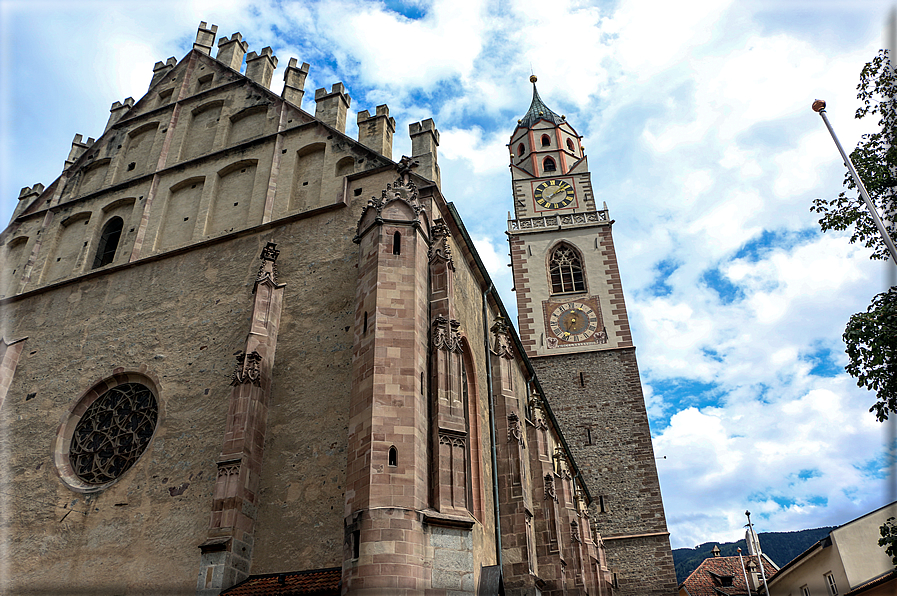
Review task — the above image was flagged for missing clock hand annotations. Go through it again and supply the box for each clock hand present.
[545,187,563,201]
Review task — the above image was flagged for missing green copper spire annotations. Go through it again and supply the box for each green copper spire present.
[518,75,565,129]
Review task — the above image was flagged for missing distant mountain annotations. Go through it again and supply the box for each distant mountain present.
[673,527,835,585]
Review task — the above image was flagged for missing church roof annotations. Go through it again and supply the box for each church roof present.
[518,77,565,129]
[220,567,341,595]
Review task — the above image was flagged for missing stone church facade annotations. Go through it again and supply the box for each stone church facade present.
[0,22,675,596]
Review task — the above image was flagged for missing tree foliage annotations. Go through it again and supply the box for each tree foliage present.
[810,49,896,260]
[843,287,897,421]
[879,516,897,567]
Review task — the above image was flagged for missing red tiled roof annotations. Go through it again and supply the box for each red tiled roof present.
[220,567,341,596]
[680,555,778,596]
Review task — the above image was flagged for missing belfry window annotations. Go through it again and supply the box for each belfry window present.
[92,216,124,268]
[543,157,556,172]
[517,143,525,157]
[549,244,585,293]
[541,134,551,147]
[567,138,575,151]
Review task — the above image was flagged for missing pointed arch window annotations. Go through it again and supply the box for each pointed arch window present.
[92,217,124,268]
[549,244,585,293]
[517,143,525,157]
[541,134,551,147]
[543,157,556,172]
[566,138,575,151]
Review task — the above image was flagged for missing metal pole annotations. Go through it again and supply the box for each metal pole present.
[737,548,753,594]
[812,99,897,263]
[745,510,770,594]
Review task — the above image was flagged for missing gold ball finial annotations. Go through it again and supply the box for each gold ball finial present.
[530,75,538,83]
[812,99,826,112]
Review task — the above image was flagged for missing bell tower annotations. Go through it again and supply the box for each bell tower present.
[508,77,677,595]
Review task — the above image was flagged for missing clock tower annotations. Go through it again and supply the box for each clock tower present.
[508,77,677,595]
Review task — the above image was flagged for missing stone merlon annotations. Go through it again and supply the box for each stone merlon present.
[64,134,93,170]
[357,105,395,159]
[282,58,310,107]
[409,119,441,188]
[245,47,278,90]
[314,83,351,134]
[105,97,135,133]
[193,21,218,55]
[149,57,177,90]
[216,32,248,72]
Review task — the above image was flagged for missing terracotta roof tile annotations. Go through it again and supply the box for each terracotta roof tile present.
[220,567,341,596]
[680,555,778,596]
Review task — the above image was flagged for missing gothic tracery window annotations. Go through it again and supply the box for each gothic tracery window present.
[549,244,586,294]
[543,157,556,172]
[69,382,158,485]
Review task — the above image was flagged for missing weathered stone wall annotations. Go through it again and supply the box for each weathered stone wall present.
[531,348,677,596]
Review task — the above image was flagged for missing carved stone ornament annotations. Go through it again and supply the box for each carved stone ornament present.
[255,241,282,290]
[217,460,241,478]
[354,157,425,242]
[571,519,581,543]
[490,318,514,359]
[439,432,466,448]
[230,350,262,386]
[553,446,569,475]
[528,391,548,430]
[432,315,462,353]
[544,473,557,502]
[428,219,454,269]
[508,412,524,445]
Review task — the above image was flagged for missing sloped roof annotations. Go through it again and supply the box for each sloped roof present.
[518,78,565,129]
[844,568,897,595]
[680,554,778,596]
[220,567,341,595]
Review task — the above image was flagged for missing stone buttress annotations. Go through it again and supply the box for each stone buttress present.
[197,242,285,594]
[344,158,432,594]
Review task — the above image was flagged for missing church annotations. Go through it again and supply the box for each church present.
[0,22,676,596]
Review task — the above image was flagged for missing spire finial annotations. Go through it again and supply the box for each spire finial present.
[529,74,538,84]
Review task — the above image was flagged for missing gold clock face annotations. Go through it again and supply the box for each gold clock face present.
[534,180,574,209]
[549,302,599,343]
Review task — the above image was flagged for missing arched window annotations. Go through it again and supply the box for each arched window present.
[566,138,575,151]
[388,446,398,467]
[543,157,556,172]
[92,217,123,268]
[517,143,525,157]
[393,231,401,255]
[549,244,585,293]
[541,134,551,147]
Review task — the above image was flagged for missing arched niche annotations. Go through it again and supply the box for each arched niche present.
[206,159,259,236]
[181,100,224,160]
[290,142,326,211]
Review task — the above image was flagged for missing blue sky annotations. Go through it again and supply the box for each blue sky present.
[1,0,895,550]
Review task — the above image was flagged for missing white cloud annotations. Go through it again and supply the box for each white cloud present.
[2,0,891,557]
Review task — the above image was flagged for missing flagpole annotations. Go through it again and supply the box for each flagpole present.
[737,548,753,594]
[745,510,770,594]
[812,99,897,262]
